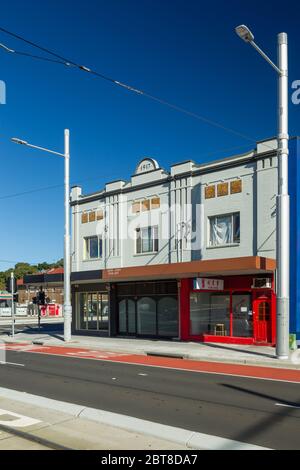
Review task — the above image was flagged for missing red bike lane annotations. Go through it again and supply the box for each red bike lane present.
[2,342,300,384]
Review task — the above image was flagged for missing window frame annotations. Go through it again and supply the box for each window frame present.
[84,235,103,260]
[135,226,159,254]
[208,212,240,247]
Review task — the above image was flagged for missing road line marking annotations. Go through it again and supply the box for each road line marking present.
[0,409,40,428]
[138,373,148,376]
[275,403,300,409]
[0,361,25,367]
[99,359,300,384]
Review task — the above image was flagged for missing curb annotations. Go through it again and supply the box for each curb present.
[0,386,269,450]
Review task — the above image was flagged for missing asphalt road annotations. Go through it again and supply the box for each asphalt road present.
[1,349,300,450]
[0,322,63,335]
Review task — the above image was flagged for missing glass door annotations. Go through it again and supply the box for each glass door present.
[88,293,98,330]
[232,293,253,337]
[77,292,109,331]
[118,299,136,335]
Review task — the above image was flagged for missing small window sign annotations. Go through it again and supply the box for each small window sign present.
[193,278,224,291]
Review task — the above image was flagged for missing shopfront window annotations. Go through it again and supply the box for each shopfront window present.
[137,297,156,335]
[190,292,230,336]
[118,299,136,335]
[77,292,109,331]
[157,297,178,337]
[232,293,253,337]
[118,299,127,333]
[116,281,178,338]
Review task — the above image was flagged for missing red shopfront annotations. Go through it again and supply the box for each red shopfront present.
[180,275,276,346]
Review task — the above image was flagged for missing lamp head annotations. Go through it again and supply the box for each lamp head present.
[235,25,254,43]
[11,138,28,146]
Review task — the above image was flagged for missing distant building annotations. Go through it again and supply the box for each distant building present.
[18,268,64,305]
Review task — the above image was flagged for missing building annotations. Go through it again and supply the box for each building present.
[18,268,64,306]
[70,137,300,345]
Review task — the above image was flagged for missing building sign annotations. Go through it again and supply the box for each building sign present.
[16,305,28,316]
[193,278,224,291]
[0,307,12,317]
[135,158,159,175]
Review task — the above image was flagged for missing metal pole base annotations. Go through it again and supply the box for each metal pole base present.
[276,296,289,359]
[63,304,72,342]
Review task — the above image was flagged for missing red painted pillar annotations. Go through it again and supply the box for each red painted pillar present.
[180,279,191,340]
[271,290,277,346]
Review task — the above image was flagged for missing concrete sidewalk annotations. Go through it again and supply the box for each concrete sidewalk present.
[2,328,300,369]
[0,394,185,450]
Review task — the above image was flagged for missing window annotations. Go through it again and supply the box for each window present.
[89,211,96,222]
[232,293,253,337]
[81,212,88,224]
[209,213,240,246]
[141,200,151,212]
[132,202,141,214]
[84,236,103,259]
[96,210,104,220]
[230,180,242,194]
[151,197,160,209]
[137,297,156,335]
[132,198,161,214]
[190,292,230,336]
[136,226,158,254]
[217,182,229,197]
[205,185,216,199]
[77,292,108,330]
[157,297,178,337]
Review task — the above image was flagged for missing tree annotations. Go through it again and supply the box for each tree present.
[0,258,63,291]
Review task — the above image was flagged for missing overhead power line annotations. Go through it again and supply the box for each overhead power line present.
[0,142,256,202]
[0,26,261,145]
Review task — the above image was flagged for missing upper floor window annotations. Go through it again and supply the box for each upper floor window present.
[136,226,159,254]
[84,236,103,260]
[209,213,240,247]
[132,197,160,214]
[82,212,88,224]
[82,209,104,224]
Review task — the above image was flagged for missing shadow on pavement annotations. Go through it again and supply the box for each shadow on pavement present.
[200,342,276,359]
[218,382,300,449]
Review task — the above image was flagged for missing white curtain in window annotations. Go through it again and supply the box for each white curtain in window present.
[211,216,232,245]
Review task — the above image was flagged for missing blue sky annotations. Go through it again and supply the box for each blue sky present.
[0,0,299,270]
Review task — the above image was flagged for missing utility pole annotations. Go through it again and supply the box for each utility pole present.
[10,271,15,338]
[64,129,72,342]
[276,33,289,359]
[11,129,72,342]
[235,26,290,359]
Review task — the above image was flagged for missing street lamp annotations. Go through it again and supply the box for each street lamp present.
[235,25,289,359]
[11,130,72,342]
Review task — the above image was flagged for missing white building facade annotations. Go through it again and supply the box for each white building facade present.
[70,138,279,345]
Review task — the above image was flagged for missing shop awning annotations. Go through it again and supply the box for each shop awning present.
[102,256,276,282]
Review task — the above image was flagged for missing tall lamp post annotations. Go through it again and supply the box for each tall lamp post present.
[11,130,72,342]
[235,25,289,359]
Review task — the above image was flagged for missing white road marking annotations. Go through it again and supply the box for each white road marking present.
[93,359,300,384]
[0,409,40,428]
[0,361,25,367]
[138,373,148,376]
[275,403,300,409]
